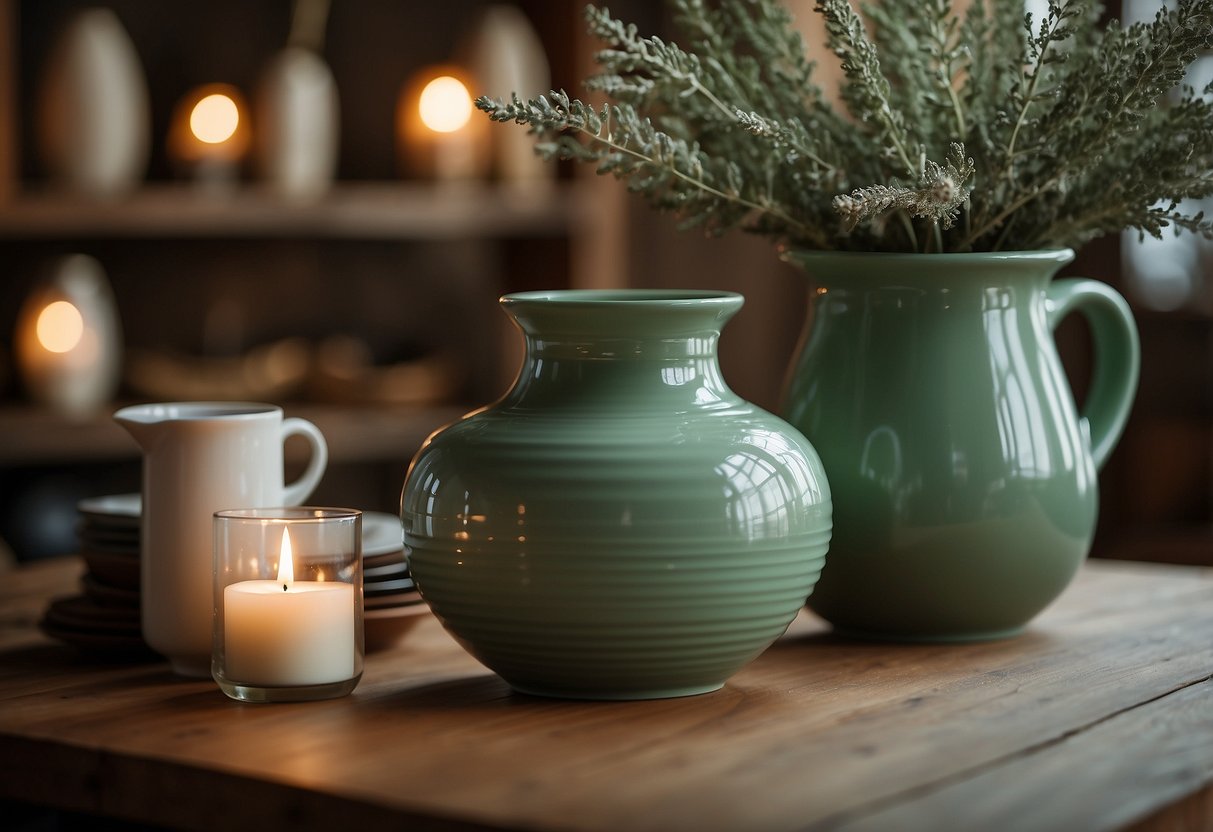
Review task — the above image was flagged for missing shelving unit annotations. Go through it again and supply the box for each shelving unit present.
[0,402,468,466]
[0,181,592,240]
[3,0,1206,569]
[0,0,630,559]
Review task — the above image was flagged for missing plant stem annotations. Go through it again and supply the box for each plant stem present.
[964,13,1191,250]
[947,82,967,139]
[973,2,1072,237]
[573,123,826,246]
[896,211,918,251]
[1004,14,1066,165]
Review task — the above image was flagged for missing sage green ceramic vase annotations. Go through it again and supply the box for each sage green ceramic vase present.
[401,290,832,700]
[781,249,1139,640]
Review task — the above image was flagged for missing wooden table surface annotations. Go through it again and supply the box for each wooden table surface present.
[1,556,1211,832]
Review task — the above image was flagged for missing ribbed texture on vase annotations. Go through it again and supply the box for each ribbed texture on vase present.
[407,528,829,699]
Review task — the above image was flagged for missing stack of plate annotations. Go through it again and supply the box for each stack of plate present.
[40,494,152,656]
[40,499,428,656]
[361,512,431,652]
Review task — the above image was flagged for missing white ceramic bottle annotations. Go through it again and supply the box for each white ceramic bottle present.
[256,0,340,199]
[36,8,150,196]
[256,47,340,199]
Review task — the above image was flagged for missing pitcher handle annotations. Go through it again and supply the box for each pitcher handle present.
[1046,278,1140,470]
[281,417,329,504]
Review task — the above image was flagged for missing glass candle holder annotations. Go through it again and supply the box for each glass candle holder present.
[213,507,363,702]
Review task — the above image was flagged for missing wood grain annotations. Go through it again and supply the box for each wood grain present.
[0,557,1210,832]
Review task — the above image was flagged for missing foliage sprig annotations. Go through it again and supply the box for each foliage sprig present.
[477,0,1213,253]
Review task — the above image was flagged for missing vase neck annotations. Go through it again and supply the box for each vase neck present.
[521,331,724,360]
[496,290,745,409]
[509,350,731,403]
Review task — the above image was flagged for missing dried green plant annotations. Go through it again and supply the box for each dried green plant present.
[477,0,1213,253]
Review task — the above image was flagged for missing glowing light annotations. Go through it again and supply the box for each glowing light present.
[190,94,240,144]
[35,301,84,353]
[418,76,473,133]
[276,529,295,587]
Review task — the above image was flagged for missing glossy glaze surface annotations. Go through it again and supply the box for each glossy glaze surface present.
[781,250,1139,639]
[402,291,832,699]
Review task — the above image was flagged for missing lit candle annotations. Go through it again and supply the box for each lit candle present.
[223,529,355,687]
[397,65,488,181]
[14,254,122,417]
[168,83,250,187]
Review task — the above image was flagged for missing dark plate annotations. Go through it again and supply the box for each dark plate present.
[80,551,140,591]
[364,576,416,596]
[363,549,406,570]
[364,590,424,610]
[39,618,156,657]
[47,595,140,622]
[76,522,140,546]
[81,575,140,608]
[363,560,410,581]
[76,534,140,555]
[44,596,142,634]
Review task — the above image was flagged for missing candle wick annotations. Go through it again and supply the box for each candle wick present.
[283,583,288,592]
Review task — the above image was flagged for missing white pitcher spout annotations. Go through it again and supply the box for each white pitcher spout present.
[114,401,260,448]
[113,402,175,448]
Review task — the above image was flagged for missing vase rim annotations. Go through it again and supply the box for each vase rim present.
[501,289,744,307]
[779,247,1075,266]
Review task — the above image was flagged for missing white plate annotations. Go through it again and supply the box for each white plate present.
[79,493,141,517]
[78,493,141,528]
[361,511,403,557]
[77,496,402,557]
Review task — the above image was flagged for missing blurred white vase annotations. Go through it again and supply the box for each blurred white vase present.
[256,47,340,199]
[463,5,552,187]
[14,255,123,418]
[37,9,150,196]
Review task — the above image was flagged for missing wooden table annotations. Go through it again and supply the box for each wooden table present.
[1,557,1211,832]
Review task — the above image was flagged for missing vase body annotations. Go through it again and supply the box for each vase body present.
[461,5,553,187]
[256,47,340,199]
[781,249,1139,640]
[37,8,150,196]
[402,290,832,699]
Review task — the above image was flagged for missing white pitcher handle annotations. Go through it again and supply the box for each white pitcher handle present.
[281,417,328,505]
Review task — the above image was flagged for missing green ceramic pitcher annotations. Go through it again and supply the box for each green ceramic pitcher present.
[401,290,832,699]
[781,249,1139,640]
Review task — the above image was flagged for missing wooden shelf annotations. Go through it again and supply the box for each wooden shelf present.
[0,403,466,466]
[0,181,584,240]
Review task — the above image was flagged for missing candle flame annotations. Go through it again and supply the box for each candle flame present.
[36,301,84,353]
[418,76,472,133]
[190,93,240,144]
[276,528,294,589]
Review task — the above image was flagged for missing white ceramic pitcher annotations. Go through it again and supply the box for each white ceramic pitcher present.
[115,402,328,676]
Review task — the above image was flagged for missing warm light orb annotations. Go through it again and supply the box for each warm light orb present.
[418,76,473,133]
[35,300,84,354]
[190,93,240,144]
